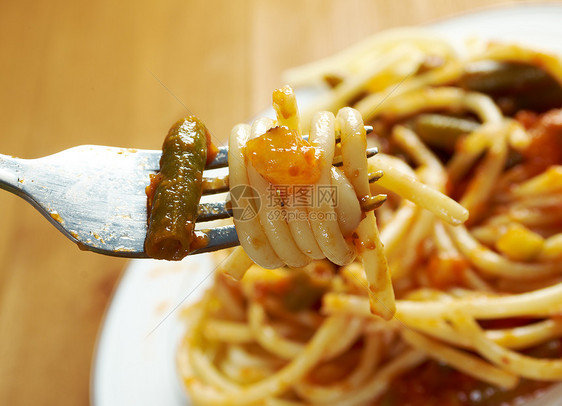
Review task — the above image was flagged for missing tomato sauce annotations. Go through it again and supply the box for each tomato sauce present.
[244,126,321,186]
[377,339,561,406]
[516,109,562,177]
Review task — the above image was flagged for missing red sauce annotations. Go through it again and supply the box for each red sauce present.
[425,254,469,290]
[516,109,562,176]
[378,339,561,406]
[145,172,162,217]
[206,136,219,165]
[244,126,321,186]
[446,108,562,202]
[253,268,331,312]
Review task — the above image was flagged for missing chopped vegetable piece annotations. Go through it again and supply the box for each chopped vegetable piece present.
[459,62,562,114]
[145,116,209,260]
[244,125,321,185]
[460,62,551,94]
[413,114,479,151]
[496,224,544,262]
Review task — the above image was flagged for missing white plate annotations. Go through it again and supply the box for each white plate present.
[92,5,562,406]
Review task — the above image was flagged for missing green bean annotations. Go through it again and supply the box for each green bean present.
[413,114,479,151]
[459,62,551,94]
[460,62,562,114]
[503,84,562,114]
[145,116,209,260]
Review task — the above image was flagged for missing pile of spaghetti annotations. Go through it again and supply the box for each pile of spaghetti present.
[177,29,562,405]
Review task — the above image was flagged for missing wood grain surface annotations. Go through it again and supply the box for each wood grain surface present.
[0,1,558,404]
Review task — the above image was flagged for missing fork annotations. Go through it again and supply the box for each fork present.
[0,128,377,258]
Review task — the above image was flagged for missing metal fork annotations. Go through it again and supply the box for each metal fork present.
[0,128,377,258]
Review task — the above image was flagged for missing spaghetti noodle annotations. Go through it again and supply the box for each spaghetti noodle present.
[178,28,562,405]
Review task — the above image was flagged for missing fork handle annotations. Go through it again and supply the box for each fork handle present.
[0,153,25,196]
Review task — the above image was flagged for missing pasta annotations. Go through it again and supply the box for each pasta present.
[226,85,466,320]
[178,28,562,405]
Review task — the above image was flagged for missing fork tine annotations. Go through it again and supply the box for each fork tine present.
[198,169,384,222]
[202,146,378,194]
[197,201,231,222]
[202,147,378,194]
[191,225,239,254]
[332,147,378,167]
[202,175,229,195]
[206,126,374,170]
[206,145,229,170]
[368,170,384,183]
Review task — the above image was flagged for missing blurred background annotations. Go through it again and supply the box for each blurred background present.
[0,0,559,404]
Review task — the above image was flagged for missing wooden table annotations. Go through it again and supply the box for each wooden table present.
[0,1,557,404]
